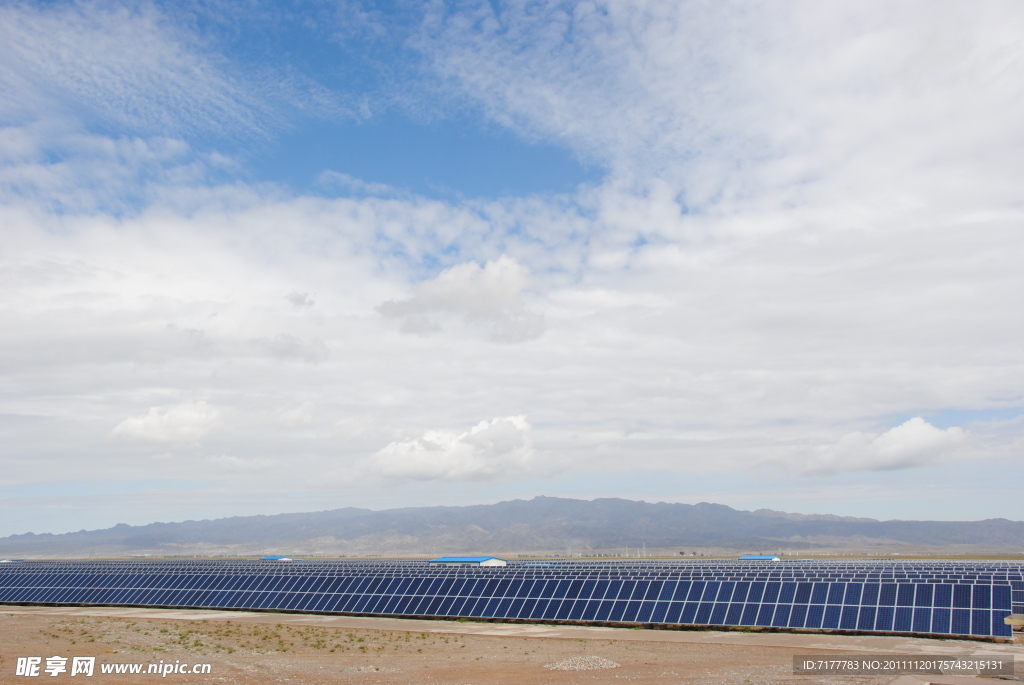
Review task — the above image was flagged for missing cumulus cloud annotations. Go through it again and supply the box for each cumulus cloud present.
[802,418,968,475]
[377,256,544,342]
[355,416,535,482]
[112,402,219,443]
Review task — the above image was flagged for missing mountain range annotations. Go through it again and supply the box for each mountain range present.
[3,496,1022,558]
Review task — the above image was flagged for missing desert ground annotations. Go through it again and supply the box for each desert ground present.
[0,607,1020,685]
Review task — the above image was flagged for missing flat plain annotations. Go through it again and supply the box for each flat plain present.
[1,607,1021,684]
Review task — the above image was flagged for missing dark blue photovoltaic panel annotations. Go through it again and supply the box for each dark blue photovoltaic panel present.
[0,559,1017,639]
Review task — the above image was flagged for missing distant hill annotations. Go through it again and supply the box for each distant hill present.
[2,496,1022,558]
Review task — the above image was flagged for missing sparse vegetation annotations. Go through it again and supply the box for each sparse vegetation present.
[3,609,959,684]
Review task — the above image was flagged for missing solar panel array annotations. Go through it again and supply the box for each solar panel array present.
[0,559,1018,639]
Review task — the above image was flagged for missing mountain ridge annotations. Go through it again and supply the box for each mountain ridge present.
[2,496,1021,558]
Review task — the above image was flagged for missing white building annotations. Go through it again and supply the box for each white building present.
[428,556,507,567]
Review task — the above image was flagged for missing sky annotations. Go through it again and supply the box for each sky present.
[2,0,1023,537]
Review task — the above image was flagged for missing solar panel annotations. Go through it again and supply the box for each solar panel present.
[0,559,1016,639]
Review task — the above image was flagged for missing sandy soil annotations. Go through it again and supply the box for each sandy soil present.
[0,607,1019,685]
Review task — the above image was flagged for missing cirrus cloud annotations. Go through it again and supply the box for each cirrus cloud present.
[0,2,263,136]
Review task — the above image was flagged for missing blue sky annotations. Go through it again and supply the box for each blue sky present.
[2,0,1024,537]
[254,114,600,198]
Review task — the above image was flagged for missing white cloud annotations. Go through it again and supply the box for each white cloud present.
[112,402,219,443]
[0,2,264,136]
[801,418,968,476]
[331,416,395,443]
[419,0,1024,215]
[207,454,273,473]
[355,416,536,482]
[317,170,398,197]
[377,256,544,341]
[4,1,1024,533]
[274,402,314,429]
[254,334,330,363]
[285,291,315,309]
[0,121,207,213]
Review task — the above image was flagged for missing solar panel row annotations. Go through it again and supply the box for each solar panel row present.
[0,560,1016,639]
[6,558,1022,577]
